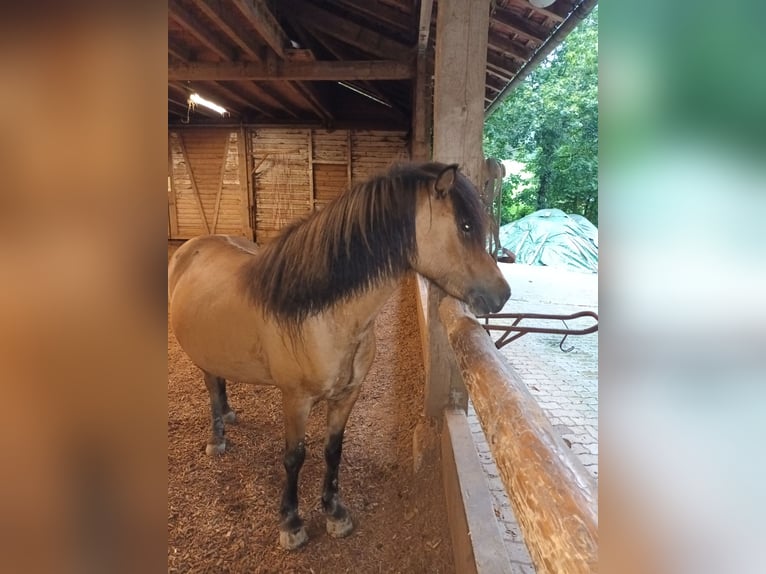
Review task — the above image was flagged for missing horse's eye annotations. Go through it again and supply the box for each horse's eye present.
[461,222,472,233]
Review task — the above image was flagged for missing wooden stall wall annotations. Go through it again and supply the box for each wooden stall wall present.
[168,129,250,239]
[250,128,312,244]
[251,128,408,243]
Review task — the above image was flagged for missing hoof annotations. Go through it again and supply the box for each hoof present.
[222,411,237,424]
[205,440,226,456]
[326,513,354,538]
[279,526,308,550]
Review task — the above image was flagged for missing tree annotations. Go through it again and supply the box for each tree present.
[484,7,598,225]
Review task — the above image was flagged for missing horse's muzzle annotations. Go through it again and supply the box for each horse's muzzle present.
[466,281,511,314]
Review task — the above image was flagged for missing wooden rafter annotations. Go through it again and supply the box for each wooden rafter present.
[168,38,195,63]
[289,81,333,121]
[169,60,415,81]
[190,0,265,60]
[169,2,235,61]
[332,0,412,36]
[302,28,407,117]
[232,0,289,58]
[488,30,533,62]
[492,8,549,44]
[286,0,412,61]
[231,81,300,118]
[486,51,519,80]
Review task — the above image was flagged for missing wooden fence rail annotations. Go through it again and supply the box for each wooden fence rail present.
[438,296,599,574]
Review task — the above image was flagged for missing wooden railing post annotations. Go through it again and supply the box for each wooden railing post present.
[415,275,467,416]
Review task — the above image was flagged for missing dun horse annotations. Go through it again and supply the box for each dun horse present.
[168,162,511,550]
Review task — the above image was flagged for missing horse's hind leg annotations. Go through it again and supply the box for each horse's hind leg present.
[278,394,312,550]
[322,385,362,539]
[202,371,235,456]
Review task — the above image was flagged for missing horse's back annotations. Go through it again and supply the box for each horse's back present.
[168,235,257,301]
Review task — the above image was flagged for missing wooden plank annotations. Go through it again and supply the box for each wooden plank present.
[178,133,210,234]
[418,0,434,51]
[240,127,254,239]
[169,60,415,81]
[439,297,599,574]
[210,134,230,233]
[442,409,514,574]
[167,136,180,238]
[308,130,315,210]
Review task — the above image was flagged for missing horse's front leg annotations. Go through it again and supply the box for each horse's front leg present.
[278,394,312,550]
[322,384,362,538]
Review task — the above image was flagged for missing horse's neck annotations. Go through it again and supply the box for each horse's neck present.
[330,274,404,335]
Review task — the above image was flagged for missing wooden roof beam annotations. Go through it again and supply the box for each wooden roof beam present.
[169,59,415,81]
[190,0,265,61]
[286,0,412,61]
[169,2,235,61]
[232,0,290,58]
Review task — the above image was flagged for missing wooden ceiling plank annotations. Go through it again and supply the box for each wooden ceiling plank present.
[190,0,264,60]
[486,51,518,79]
[168,38,194,63]
[232,0,290,58]
[488,31,532,62]
[286,0,412,61]
[169,60,414,81]
[491,7,548,44]
[169,2,234,61]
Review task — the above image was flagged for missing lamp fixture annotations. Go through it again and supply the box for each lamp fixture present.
[188,93,228,116]
[529,0,556,7]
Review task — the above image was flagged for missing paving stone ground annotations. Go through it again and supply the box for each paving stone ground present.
[466,263,598,572]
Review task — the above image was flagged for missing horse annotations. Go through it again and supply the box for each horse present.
[168,162,511,550]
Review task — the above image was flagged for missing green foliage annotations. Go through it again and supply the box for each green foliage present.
[484,7,598,225]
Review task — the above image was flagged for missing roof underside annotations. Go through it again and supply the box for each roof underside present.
[168,0,590,128]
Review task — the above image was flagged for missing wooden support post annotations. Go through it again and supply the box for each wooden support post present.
[422,280,467,416]
[411,50,432,161]
[432,0,490,185]
[439,297,599,574]
[421,0,491,414]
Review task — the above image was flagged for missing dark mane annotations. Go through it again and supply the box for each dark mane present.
[241,161,487,327]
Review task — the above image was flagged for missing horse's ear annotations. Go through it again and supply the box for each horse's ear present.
[434,164,458,198]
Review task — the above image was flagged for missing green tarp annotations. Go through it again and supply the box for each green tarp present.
[499,209,598,273]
